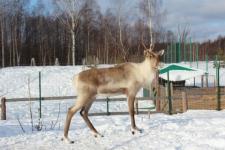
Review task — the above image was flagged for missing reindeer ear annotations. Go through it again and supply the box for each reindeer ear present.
[157,49,164,56]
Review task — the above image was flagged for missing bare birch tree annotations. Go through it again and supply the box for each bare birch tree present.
[54,0,84,65]
[177,24,191,43]
[112,0,131,62]
[139,0,164,48]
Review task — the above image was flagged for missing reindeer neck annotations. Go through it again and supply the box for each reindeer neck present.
[138,58,156,88]
[141,58,153,73]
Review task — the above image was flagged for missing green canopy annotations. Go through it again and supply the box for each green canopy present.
[159,64,205,81]
[159,64,195,74]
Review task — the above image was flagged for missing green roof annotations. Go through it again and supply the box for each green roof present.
[159,64,195,74]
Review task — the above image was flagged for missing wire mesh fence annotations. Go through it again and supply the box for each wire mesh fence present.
[159,86,225,114]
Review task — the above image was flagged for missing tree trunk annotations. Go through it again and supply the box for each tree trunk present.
[14,24,18,66]
[16,52,20,66]
[12,24,16,66]
[87,25,90,58]
[147,0,153,47]
[9,35,12,66]
[71,29,75,65]
[71,15,76,66]
[67,43,71,65]
[104,34,107,64]
[1,19,4,67]
[118,10,126,62]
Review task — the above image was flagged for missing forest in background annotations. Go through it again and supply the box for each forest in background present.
[0,0,225,67]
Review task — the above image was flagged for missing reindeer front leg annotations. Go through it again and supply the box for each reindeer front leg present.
[128,95,142,134]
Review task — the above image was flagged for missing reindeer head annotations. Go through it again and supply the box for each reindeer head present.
[144,48,164,69]
[142,42,164,69]
[141,40,164,69]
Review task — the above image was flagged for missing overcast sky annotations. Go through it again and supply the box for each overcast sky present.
[162,0,225,42]
[33,0,225,42]
[97,0,225,42]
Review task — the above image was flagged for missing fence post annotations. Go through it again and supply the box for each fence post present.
[1,97,6,120]
[201,75,204,87]
[156,71,161,112]
[184,38,186,63]
[106,97,110,115]
[156,91,161,112]
[182,92,188,112]
[189,37,192,67]
[39,72,42,119]
[170,42,173,63]
[178,38,181,62]
[206,54,209,87]
[206,73,209,87]
[193,77,195,87]
[216,57,221,111]
[167,71,172,115]
[196,44,199,68]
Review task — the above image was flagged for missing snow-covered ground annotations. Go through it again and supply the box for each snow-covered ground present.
[1,61,225,150]
[1,110,225,150]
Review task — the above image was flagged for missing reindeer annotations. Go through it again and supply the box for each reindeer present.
[62,47,164,143]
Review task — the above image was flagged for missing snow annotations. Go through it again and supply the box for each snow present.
[1,61,225,150]
[184,61,225,87]
[2,110,225,150]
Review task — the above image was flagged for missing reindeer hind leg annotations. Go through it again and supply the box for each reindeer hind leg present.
[80,101,103,137]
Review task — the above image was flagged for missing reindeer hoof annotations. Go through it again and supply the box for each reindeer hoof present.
[70,140,75,144]
[130,127,143,135]
[92,132,104,138]
[61,137,74,144]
